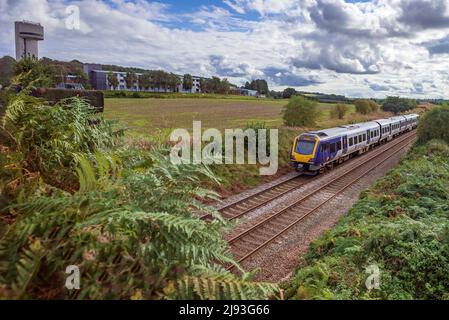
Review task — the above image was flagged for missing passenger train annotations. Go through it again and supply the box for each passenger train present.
[290,114,420,174]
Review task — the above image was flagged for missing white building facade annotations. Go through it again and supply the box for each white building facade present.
[83,66,203,93]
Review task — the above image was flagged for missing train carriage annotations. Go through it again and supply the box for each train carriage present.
[375,119,393,142]
[291,113,420,174]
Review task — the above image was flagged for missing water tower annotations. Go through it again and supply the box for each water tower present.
[15,21,44,60]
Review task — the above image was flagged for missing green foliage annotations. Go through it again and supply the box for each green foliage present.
[354,99,372,115]
[282,96,319,127]
[0,91,277,299]
[382,96,417,114]
[285,141,449,300]
[107,72,119,90]
[368,100,380,112]
[330,103,348,119]
[1,95,119,188]
[201,77,231,94]
[282,88,297,99]
[417,105,449,145]
[183,74,193,91]
[124,72,138,90]
[244,79,269,95]
[12,57,55,88]
[0,56,15,87]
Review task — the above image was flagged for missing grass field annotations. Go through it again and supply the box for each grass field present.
[103,97,399,191]
[104,97,364,135]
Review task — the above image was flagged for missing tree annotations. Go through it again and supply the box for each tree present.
[354,99,372,115]
[245,79,269,95]
[200,77,230,94]
[368,100,380,112]
[183,74,193,91]
[0,56,16,87]
[282,87,297,99]
[168,73,180,92]
[382,96,417,114]
[12,57,55,88]
[282,96,320,127]
[330,103,348,119]
[124,72,137,90]
[107,72,119,90]
[418,105,449,144]
[139,72,152,90]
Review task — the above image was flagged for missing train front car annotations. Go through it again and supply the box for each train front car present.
[290,133,320,174]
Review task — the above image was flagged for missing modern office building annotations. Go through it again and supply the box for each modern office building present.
[83,64,203,93]
[15,21,44,60]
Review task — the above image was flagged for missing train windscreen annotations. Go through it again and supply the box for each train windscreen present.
[295,139,316,155]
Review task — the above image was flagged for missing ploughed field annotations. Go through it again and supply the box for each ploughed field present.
[104,97,359,134]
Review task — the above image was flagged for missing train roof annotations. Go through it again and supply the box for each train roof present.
[305,121,379,140]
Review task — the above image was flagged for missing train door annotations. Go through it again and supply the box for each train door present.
[342,136,348,154]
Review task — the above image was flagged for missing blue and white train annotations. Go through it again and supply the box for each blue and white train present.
[290,114,419,174]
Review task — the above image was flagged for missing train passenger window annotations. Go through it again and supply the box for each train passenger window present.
[349,137,353,146]
[337,141,342,150]
[371,132,374,138]
[354,136,358,144]
[363,134,366,141]
[359,135,362,142]
[330,144,336,153]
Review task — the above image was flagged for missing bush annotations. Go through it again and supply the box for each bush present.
[285,141,449,300]
[382,96,417,114]
[282,96,319,127]
[354,99,372,115]
[330,103,348,119]
[0,92,277,299]
[417,105,449,145]
[1,95,118,190]
[31,88,104,112]
[368,100,380,112]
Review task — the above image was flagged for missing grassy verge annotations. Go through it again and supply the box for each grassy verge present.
[284,139,449,300]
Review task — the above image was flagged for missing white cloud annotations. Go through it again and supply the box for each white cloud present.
[2,0,449,98]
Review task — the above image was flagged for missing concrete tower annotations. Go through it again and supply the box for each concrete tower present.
[15,21,44,60]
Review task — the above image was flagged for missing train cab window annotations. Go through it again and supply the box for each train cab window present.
[349,137,353,146]
[295,139,316,155]
[330,143,336,153]
[337,141,342,150]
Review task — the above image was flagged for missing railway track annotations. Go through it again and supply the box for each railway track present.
[201,174,310,221]
[226,131,416,271]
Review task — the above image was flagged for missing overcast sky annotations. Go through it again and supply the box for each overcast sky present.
[2,0,449,98]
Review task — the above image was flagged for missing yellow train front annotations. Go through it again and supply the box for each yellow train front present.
[290,133,322,173]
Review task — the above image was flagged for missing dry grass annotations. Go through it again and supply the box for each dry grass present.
[104,98,285,134]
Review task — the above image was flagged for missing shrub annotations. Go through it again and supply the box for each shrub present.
[354,99,371,115]
[282,96,319,127]
[31,88,104,112]
[0,92,278,300]
[417,105,449,145]
[284,141,449,300]
[1,94,120,191]
[330,103,348,119]
[368,100,380,112]
[382,96,417,114]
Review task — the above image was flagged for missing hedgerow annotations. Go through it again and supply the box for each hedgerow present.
[285,140,449,300]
